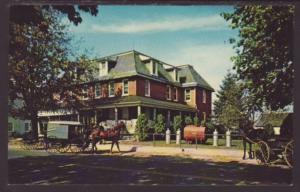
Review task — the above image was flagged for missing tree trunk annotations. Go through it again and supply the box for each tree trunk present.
[30,114,39,141]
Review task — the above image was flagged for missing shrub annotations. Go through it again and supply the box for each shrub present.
[147,120,155,133]
[201,119,206,127]
[173,115,182,133]
[155,114,165,134]
[194,115,200,126]
[135,113,148,141]
[184,115,193,125]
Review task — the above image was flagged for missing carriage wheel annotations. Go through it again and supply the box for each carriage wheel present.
[283,140,294,168]
[254,140,270,165]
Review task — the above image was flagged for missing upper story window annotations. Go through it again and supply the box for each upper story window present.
[185,89,191,102]
[145,80,150,97]
[109,81,115,97]
[82,84,89,100]
[151,60,158,76]
[122,79,129,96]
[99,61,108,76]
[173,87,178,101]
[95,83,102,98]
[166,85,171,100]
[203,89,207,103]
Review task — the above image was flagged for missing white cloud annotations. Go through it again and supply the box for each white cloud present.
[161,44,236,102]
[89,15,227,33]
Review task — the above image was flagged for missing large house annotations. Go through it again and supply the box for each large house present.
[38,50,214,133]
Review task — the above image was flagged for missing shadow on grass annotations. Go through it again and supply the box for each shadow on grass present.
[8,151,292,185]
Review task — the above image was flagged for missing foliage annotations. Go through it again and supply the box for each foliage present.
[184,116,193,125]
[155,114,166,134]
[8,8,96,139]
[147,120,155,133]
[193,115,200,126]
[135,113,148,141]
[173,115,182,133]
[222,5,294,110]
[205,120,215,133]
[200,119,206,127]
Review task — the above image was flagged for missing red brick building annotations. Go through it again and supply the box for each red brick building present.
[38,50,214,133]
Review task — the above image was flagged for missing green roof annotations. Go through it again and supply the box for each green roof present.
[92,50,214,91]
[82,96,196,112]
[255,112,292,127]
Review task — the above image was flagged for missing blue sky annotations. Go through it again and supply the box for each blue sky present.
[67,5,239,102]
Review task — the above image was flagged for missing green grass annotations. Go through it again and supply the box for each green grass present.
[125,138,244,150]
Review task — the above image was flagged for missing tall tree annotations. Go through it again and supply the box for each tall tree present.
[9,7,95,139]
[222,5,294,110]
[214,72,244,129]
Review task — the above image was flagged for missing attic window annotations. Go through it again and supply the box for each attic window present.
[99,61,108,76]
[180,77,186,84]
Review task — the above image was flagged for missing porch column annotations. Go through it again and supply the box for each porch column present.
[77,113,80,122]
[137,105,141,116]
[114,107,118,124]
[153,108,157,121]
[94,110,97,125]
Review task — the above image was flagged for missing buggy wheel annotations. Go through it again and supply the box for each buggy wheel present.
[283,140,294,168]
[254,140,270,165]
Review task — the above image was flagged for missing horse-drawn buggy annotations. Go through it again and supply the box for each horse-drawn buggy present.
[254,113,294,168]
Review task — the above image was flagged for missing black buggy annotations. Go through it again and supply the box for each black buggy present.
[254,113,294,168]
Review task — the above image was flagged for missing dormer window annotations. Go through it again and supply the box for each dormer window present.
[151,60,158,76]
[173,69,179,82]
[166,85,171,100]
[99,61,108,76]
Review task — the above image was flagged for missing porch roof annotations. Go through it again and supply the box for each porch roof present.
[82,96,196,112]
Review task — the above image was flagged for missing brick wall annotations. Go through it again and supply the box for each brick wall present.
[195,88,212,119]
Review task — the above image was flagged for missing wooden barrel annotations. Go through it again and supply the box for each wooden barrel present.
[184,125,206,143]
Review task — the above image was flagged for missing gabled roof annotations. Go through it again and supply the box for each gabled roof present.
[93,50,214,91]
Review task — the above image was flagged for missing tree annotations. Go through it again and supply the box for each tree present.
[193,115,200,126]
[135,113,148,141]
[222,5,294,110]
[155,114,165,134]
[184,116,193,126]
[9,8,95,139]
[214,72,244,130]
[173,115,182,133]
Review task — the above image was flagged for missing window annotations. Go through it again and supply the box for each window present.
[185,89,191,101]
[25,122,31,132]
[8,122,13,132]
[151,60,157,75]
[99,62,108,76]
[173,87,178,101]
[174,69,178,82]
[95,83,102,98]
[82,84,88,100]
[166,85,171,100]
[145,80,150,96]
[109,81,115,97]
[203,89,207,103]
[122,79,129,95]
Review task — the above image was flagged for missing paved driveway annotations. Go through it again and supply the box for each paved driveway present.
[8,143,292,185]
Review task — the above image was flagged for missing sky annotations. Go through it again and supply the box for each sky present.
[67,5,239,103]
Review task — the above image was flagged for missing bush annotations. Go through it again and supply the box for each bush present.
[201,119,206,126]
[155,114,165,134]
[173,115,182,133]
[147,120,155,133]
[135,113,148,141]
[184,115,193,125]
[205,120,214,134]
[194,115,200,126]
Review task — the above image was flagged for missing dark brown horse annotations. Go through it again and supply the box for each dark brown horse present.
[240,121,267,159]
[84,122,126,153]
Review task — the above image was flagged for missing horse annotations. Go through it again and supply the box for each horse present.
[84,121,126,154]
[239,124,269,160]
